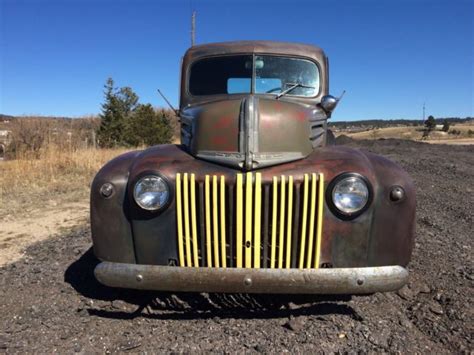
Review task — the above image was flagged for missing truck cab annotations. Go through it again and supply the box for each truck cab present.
[179,41,332,170]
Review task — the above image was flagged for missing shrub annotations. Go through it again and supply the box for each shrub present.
[442,120,450,132]
[124,105,173,146]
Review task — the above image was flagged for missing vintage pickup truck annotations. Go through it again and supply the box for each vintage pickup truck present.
[91,41,416,294]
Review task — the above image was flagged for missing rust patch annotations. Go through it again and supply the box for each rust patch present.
[215,115,234,130]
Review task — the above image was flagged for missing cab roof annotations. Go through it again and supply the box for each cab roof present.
[184,40,326,63]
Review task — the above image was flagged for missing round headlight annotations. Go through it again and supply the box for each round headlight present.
[133,175,170,211]
[331,175,370,216]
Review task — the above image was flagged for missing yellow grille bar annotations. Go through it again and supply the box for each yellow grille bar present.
[245,172,253,268]
[205,175,212,267]
[183,174,192,267]
[253,173,262,268]
[176,173,185,266]
[314,174,325,269]
[220,176,227,268]
[306,173,317,268]
[190,174,199,267]
[298,174,309,269]
[176,172,325,270]
[285,176,294,269]
[212,176,220,267]
[270,176,278,269]
[236,174,243,268]
[278,175,286,269]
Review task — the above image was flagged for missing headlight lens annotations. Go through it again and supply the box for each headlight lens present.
[133,175,169,211]
[332,176,369,215]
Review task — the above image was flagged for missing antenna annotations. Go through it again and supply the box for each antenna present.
[338,90,346,102]
[423,102,426,122]
[157,89,179,116]
[191,11,196,46]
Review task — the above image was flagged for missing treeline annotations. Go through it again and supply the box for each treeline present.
[329,117,473,129]
[1,78,179,159]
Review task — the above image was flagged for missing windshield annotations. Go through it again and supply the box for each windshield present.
[188,55,319,97]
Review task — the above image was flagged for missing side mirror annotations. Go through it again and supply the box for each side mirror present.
[320,95,338,113]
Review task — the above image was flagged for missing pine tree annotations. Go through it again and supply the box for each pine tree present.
[442,119,450,132]
[116,87,139,117]
[424,115,436,130]
[97,78,139,147]
[97,78,121,147]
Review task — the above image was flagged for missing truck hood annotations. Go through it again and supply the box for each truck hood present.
[180,96,327,170]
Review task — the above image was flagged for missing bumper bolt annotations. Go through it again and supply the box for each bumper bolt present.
[244,277,252,287]
[390,186,405,202]
[100,183,114,198]
[357,278,364,286]
[136,274,143,282]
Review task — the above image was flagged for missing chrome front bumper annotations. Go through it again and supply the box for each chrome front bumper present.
[94,262,408,294]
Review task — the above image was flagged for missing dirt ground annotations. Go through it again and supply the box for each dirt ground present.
[424,138,474,145]
[0,201,89,266]
[0,139,472,353]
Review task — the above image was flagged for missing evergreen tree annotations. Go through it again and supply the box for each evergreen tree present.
[442,119,450,132]
[116,86,139,117]
[97,78,139,147]
[424,115,436,130]
[125,105,173,146]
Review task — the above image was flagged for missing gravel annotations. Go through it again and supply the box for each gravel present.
[0,139,472,353]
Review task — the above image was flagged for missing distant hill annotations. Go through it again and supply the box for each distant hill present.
[0,114,15,121]
[329,117,472,129]
[0,114,79,121]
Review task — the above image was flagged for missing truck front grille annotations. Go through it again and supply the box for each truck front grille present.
[175,172,324,269]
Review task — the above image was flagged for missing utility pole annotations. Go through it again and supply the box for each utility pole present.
[422,102,425,122]
[191,11,196,46]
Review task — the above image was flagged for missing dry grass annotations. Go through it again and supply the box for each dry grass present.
[0,146,131,217]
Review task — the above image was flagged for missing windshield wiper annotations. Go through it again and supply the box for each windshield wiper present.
[276,82,316,99]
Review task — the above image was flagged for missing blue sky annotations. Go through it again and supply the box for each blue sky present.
[1,0,473,121]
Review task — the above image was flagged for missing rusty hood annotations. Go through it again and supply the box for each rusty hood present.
[180,96,327,170]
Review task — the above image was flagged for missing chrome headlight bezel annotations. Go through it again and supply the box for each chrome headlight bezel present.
[326,173,373,220]
[133,173,171,211]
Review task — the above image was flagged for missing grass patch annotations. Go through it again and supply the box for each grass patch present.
[0,146,132,217]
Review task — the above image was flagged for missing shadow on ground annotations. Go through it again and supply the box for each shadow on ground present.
[64,248,360,321]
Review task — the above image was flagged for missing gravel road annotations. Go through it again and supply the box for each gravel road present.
[0,139,472,353]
